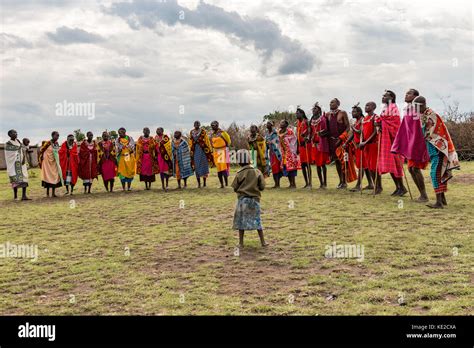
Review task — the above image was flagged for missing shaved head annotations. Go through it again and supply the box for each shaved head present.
[413,96,426,105]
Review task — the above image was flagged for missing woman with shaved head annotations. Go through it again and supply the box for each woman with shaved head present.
[210,121,231,188]
[116,127,136,191]
[136,127,158,190]
[38,131,63,197]
[4,129,30,200]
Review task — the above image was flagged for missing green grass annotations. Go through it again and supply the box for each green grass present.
[0,162,473,315]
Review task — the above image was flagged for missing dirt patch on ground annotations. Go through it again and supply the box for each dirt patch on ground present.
[146,237,374,304]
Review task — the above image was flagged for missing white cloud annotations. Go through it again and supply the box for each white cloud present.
[0,0,472,144]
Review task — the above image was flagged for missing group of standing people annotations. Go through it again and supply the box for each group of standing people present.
[5,121,233,199]
[249,89,459,209]
[4,90,459,209]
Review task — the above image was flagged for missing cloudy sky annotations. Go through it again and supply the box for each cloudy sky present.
[1,0,472,143]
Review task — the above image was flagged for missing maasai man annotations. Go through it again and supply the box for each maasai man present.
[38,131,63,197]
[310,103,330,189]
[360,102,379,191]
[4,130,30,200]
[278,119,300,188]
[248,125,268,176]
[416,96,459,209]
[171,130,194,189]
[210,121,231,188]
[265,121,283,188]
[296,108,312,188]
[344,103,371,192]
[375,90,407,196]
[155,127,173,191]
[59,134,79,195]
[136,127,159,190]
[326,98,351,188]
[189,121,214,188]
[232,149,267,248]
[116,127,136,191]
[78,131,98,194]
[343,103,364,192]
[391,89,430,202]
[97,131,117,192]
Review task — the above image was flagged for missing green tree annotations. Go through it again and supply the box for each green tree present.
[262,110,296,125]
[226,122,248,151]
[74,129,85,142]
[109,130,118,140]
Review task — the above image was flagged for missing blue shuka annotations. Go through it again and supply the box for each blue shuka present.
[171,138,194,179]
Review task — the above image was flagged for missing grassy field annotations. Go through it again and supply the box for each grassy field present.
[0,162,473,315]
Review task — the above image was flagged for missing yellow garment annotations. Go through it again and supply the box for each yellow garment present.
[252,136,267,172]
[117,137,136,179]
[211,131,231,172]
[41,145,61,185]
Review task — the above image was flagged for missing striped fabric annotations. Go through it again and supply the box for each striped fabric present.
[172,139,194,179]
[428,142,447,193]
[377,104,404,178]
[193,142,210,178]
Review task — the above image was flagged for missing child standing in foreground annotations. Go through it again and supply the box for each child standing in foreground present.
[232,149,267,248]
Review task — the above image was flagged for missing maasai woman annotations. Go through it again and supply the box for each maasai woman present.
[155,127,173,191]
[136,127,159,190]
[116,127,136,191]
[38,131,63,197]
[248,125,268,176]
[296,108,311,188]
[59,134,79,195]
[375,90,407,196]
[97,131,117,192]
[278,120,300,188]
[210,121,231,188]
[265,121,283,188]
[310,103,330,189]
[189,121,214,188]
[171,130,194,189]
[417,96,459,209]
[232,149,267,248]
[4,129,30,200]
[78,131,98,194]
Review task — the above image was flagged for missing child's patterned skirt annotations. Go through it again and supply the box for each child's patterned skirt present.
[233,196,262,230]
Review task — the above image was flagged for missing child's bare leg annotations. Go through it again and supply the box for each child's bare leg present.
[239,230,244,247]
[257,229,267,247]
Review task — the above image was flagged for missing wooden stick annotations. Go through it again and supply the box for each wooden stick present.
[373,132,381,197]
[359,118,364,195]
[400,158,413,200]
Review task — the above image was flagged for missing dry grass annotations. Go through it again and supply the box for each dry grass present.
[0,163,473,315]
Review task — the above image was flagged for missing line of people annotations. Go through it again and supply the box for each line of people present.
[4,89,459,209]
[249,89,459,209]
[4,121,232,199]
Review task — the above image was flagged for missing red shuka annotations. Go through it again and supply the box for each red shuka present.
[362,114,378,171]
[78,140,98,180]
[59,142,79,185]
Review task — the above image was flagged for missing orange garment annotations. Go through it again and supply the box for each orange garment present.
[335,131,358,183]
